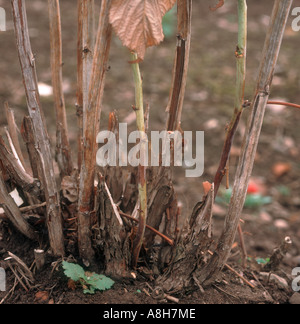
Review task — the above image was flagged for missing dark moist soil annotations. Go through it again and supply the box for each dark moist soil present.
[0,218,298,305]
[1,0,300,304]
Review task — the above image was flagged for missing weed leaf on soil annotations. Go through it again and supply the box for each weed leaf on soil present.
[62,261,114,294]
[62,261,86,282]
[84,272,115,294]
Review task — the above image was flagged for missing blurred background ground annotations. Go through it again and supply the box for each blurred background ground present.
[0,0,300,303]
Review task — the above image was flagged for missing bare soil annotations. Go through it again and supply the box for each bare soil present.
[0,211,298,305]
[0,0,300,304]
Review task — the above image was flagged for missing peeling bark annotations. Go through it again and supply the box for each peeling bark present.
[96,171,131,279]
[11,0,64,256]
[0,136,41,197]
[0,172,37,240]
[156,185,215,294]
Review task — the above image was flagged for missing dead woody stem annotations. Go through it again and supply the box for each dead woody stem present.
[48,0,73,177]
[77,0,95,171]
[11,0,65,256]
[77,0,112,265]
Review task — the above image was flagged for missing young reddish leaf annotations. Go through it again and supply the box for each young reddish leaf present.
[109,0,176,60]
[203,181,213,196]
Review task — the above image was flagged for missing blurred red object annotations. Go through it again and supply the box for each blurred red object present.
[247,181,260,194]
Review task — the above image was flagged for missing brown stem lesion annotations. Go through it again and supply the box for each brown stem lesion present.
[166,0,192,132]
[213,110,242,197]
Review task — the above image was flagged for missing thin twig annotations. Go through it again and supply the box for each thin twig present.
[0,202,46,220]
[243,100,300,110]
[103,181,123,226]
[6,261,29,292]
[251,271,274,302]
[0,277,18,305]
[225,159,230,189]
[48,0,73,177]
[207,251,255,289]
[148,284,180,303]
[213,284,240,301]
[119,211,174,246]
[7,252,35,283]
[267,100,300,109]
[238,223,247,268]
[20,202,47,213]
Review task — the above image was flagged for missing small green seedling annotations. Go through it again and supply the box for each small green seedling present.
[247,256,270,266]
[62,261,114,294]
[255,257,270,265]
